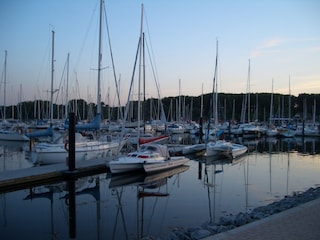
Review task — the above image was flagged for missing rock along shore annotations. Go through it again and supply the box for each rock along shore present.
[155,186,320,240]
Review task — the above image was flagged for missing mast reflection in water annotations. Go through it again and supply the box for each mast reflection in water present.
[0,137,320,239]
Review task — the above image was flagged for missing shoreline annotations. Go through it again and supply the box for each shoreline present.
[165,186,320,240]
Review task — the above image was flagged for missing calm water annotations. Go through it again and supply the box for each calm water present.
[0,136,320,239]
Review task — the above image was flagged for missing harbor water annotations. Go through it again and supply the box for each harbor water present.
[0,135,320,239]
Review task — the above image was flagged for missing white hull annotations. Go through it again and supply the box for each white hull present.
[143,157,189,173]
[230,143,248,158]
[108,143,189,174]
[108,155,149,174]
[280,130,295,138]
[0,131,29,141]
[109,161,144,174]
[28,140,125,165]
[266,128,279,137]
[182,143,206,155]
[206,140,247,159]
[206,140,231,158]
[108,154,167,174]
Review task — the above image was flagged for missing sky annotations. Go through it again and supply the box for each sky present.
[1,0,319,106]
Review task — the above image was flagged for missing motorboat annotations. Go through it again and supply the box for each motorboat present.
[108,143,189,174]
[108,143,169,174]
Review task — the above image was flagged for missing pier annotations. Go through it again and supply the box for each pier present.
[0,158,107,194]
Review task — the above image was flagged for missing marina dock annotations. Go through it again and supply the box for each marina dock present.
[0,159,108,193]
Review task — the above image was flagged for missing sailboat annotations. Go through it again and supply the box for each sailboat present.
[0,51,29,141]
[205,41,247,159]
[266,79,279,137]
[108,4,189,174]
[27,0,126,165]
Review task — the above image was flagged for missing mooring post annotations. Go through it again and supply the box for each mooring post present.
[68,112,76,171]
[228,119,231,140]
[29,129,33,151]
[199,117,203,143]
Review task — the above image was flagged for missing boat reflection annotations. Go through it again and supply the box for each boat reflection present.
[236,136,320,155]
[23,176,100,239]
[0,140,28,152]
[108,165,189,189]
[195,153,247,225]
[0,140,31,172]
[108,165,189,239]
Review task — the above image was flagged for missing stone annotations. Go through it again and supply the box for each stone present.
[190,229,211,240]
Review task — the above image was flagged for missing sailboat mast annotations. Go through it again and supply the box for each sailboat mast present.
[179,78,181,122]
[50,31,54,126]
[137,3,144,145]
[269,79,274,125]
[213,40,218,126]
[65,53,70,118]
[247,59,251,123]
[3,50,7,121]
[143,32,146,133]
[97,0,103,115]
[200,83,203,118]
[313,99,316,126]
[288,75,291,120]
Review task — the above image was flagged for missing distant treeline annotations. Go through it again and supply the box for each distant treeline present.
[1,93,320,123]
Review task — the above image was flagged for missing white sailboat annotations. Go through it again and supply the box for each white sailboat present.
[27,1,126,165]
[108,4,189,174]
[0,50,29,141]
[266,79,279,137]
[204,41,247,159]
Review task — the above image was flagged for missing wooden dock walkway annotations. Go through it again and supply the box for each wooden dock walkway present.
[0,159,108,193]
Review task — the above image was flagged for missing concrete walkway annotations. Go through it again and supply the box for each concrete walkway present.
[204,197,320,240]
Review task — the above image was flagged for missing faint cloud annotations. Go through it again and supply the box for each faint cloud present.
[262,38,284,48]
[306,46,320,52]
[250,37,285,58]
[251,37,320,58]
[288,74,320,95]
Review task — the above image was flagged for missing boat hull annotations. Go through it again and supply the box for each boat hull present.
[205,140,231,158]
[143,157,189,173]
[0,131,29,141]
[230,144,248,158]
[109,162,144,174]
[27,140,124,165]
[205,140,247,159]
[182,143,206,155]
[108,155,148,174]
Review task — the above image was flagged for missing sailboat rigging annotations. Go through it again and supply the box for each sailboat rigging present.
[26,0,126,165]
[205,40,248,159]
[0,50,29,141]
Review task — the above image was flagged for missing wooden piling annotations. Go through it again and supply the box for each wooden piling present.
[68,112,76,171]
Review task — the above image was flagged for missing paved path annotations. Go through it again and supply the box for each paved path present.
[204,197,320,240]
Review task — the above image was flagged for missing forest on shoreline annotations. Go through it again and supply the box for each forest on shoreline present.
[1,92,319,124]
